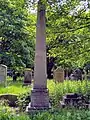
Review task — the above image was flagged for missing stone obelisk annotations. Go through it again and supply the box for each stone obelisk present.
[26,0,50,111]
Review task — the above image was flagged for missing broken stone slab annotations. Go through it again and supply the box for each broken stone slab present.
[60,93,90,109]
[0,94,18,107]
[65,93,80,98]
[63,96,82,104]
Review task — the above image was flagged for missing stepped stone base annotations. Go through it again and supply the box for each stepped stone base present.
[26,88,51,112]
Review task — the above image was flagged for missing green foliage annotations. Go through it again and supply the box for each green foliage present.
[47,80,90,107]
[0,0,35,69]
[0,106,90,120]
[0,78,90,119]
[1,0,90,69]
[28,109,90,120]
[0,79,31,95]
[18,92,30,111]
[29,0,90,68]
[1,77,90,108]
[0,106,30,120]
[46,0,90,68]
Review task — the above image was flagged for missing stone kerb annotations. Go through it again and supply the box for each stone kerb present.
[54,67,64,83]
[0,64,7,86]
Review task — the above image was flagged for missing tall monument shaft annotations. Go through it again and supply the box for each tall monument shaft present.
[26,0,50,111]
[34,1,46,89]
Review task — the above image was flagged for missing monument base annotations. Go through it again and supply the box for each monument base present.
[26,88,51,112]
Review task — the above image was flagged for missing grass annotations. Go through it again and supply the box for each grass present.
[0,77,90,106]
[0,106,90,120]
[48,80,90,106]
[0,77,90,95]
[0,77,31,95]
[0,84,31,95]
[48,80,90,95]
[0,77,90,120]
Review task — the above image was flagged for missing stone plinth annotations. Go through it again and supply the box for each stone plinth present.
[26,88,50,111]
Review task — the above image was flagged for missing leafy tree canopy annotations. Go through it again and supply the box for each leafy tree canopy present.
[28,0,90,68]
[0,0,36,70]
[1,0,90,70]
[46,0,90,68]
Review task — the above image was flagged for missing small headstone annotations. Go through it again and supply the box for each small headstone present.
[54,67,64,83]
[23,68,32,86]
[0,64,7,86]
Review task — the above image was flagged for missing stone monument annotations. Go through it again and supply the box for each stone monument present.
[0,64,7,86]
[54,67,64,83]
[26,0,50,111]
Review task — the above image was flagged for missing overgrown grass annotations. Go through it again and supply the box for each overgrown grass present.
[0,106,90,120]
[48,80,90,106]
[0,77,31,95]
[0,78,90,119]
[48,80,90,95]
[0,84,31,95]
[0,77,90,106]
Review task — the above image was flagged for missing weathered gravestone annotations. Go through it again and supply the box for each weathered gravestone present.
[0,64,7,86]
[54,67,64,83]
[23,69,32,86]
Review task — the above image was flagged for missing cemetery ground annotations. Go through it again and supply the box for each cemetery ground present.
[0,77,90,119]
